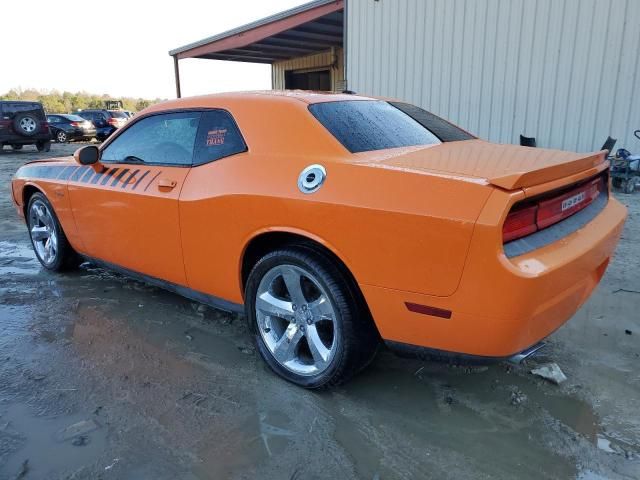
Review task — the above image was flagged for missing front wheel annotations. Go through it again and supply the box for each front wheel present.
[245,247,379,388]
[27,192,80,271]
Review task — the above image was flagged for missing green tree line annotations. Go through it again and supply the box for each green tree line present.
[0,88,166,114]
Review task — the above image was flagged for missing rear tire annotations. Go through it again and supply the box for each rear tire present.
[13,113,39,137]
[612,178,623,189]
[245,247,379,388]
[27,192,80,271]
[55,130,68,143]
[11,144,23,150]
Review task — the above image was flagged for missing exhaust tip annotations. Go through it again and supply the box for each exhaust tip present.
[507,341,546,365]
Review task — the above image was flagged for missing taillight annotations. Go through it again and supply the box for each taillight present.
[503,205,538,242]
[537,178,600,228]
[40,121,49,133]
[70,121,80,127]
[107,118,119,126]
[503,175,605,244]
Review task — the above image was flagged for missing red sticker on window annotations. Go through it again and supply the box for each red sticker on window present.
[206,128,227,146]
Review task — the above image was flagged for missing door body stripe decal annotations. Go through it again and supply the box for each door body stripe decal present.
[111,169,130,187]
[100,168,118,185]
[122,169,140,189]
[144,171,162,192]
[132,170,150,190]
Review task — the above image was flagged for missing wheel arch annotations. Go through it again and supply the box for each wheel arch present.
[239,229,378,334]
[21,183,45,218]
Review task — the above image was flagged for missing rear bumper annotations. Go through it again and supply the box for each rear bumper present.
[70,128,96,139]
[96,126,116,139]
[362,196,627,357]
[1,133,51,144]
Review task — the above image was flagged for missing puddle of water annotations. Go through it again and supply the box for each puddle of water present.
[0,241,40,276]
[0,305,31,350]
[329,359,583,480]
[191,409,296,479]
[0,404,108,479]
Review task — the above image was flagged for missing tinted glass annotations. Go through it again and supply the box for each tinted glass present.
[109,111,128,119]
[101,112,201,166]
[193,110,247,165]
[308,100,441,153]
[63,114,86,122]
[47,115,60,123]
[389,102,474,142]
[1,102,45,120]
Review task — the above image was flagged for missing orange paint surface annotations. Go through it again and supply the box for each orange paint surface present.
[11,91,627,358]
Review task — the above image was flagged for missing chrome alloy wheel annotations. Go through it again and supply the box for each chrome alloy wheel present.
[256,264,338,376]
[29,200,58,265]
[56,131,67,142]
[20,117,37,133]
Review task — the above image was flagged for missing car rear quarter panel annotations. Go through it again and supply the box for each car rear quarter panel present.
[179,152,492,304]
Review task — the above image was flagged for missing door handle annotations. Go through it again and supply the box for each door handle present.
[158,178,177,190]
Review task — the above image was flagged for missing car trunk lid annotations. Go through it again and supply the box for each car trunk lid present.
[353,139,607,190]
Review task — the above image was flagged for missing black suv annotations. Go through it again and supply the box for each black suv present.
[0,101,51,151]
[73,109,127,141]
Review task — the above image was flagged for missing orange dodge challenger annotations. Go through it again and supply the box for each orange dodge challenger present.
[11,91,627,388]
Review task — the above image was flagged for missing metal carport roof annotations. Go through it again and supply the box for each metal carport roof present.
[169,1,344,96]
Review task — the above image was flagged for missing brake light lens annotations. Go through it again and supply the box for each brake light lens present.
[503,175,605,243]
[537,178,600,228]
[40,121,49,133]
[503,205,538,242]
[107,118,119,126]
[70,121,80,127]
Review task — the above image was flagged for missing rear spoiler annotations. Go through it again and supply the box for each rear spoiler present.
[489,150,608,190]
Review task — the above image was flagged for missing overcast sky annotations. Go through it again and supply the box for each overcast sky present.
[1,0,305,99]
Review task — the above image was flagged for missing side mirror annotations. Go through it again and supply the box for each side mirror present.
[74,145,100,165]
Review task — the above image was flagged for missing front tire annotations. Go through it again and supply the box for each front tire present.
[245,248,379,388]
[27,192,80,271]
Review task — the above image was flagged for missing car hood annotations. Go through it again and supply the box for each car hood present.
[350,139,607,190]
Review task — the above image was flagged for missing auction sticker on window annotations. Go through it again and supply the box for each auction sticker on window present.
[206,128,227,146]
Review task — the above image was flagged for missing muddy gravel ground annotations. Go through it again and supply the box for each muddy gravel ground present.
[0,143,638,480]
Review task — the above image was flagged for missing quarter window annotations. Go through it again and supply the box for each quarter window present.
[101,112,201,166]
[193,110,247,166]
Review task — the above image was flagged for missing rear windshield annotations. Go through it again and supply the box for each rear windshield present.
[308,100,441,153]
[63,114,87,122]
[1,102,45,120]
[108,111,128,119]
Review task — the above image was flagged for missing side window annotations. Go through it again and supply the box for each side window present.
[193,110,247,166]
[101,111,201,166]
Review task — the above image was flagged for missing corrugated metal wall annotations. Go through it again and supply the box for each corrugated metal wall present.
[272,48,345,91]
[347,0,640,153]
